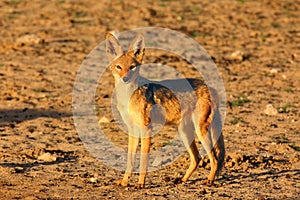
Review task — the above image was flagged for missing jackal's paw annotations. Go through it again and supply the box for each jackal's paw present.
[173,177,183,184]
[134,183,145,189]
[203,179,213,187]
[116,180,128,187]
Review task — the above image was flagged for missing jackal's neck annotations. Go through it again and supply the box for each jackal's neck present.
[115,79,138,94]
[114,76,139,104]
[114,75,149,103]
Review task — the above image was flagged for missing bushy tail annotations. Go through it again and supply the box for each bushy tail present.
[211,109,225,176]
[215,132,225,176]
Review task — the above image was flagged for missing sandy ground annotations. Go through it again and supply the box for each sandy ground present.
[0,0,300,199]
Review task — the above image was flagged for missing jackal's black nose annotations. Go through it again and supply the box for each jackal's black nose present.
[122,77,129,82]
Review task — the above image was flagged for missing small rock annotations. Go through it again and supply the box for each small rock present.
[176,16,183,21]
[152,156,172,167]
[270,68,279,74]
[291,53,299,61]
[37,152,57,162]
[14,166,24,173]
[99,116,110,123]
[16,34,44,46]
[270,123,278,128]
[264,104,278,116]
[282,74,287,79]
[228,50,245,62]
[152,156,163,167]
[268,159,274,165]
[89,177,97,183]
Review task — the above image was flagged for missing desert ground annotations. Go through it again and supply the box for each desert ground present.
[0,0,299,199]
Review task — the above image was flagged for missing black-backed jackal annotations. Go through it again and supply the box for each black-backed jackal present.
[106,32,225,188]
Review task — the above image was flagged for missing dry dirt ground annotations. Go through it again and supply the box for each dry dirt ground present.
[0,0,300,199]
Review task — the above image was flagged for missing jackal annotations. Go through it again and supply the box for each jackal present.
[106,32,225,188]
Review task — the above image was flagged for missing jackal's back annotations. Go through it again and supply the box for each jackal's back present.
[128,78,215,127]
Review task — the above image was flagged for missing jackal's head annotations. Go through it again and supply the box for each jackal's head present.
[106,32,145,84]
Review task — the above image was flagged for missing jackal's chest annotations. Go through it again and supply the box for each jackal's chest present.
[115,84,137,113]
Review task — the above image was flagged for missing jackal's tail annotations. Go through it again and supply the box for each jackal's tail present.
[211,108,225,176]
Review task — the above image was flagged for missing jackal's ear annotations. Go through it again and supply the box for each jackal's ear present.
[106,32,123,62]
[128,33,145,63]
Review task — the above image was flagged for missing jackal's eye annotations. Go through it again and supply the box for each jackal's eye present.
[130,65,136,71]
[115,65,122,70]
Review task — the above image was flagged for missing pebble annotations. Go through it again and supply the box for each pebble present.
[15,34,44,46]
[152,156,163,167]
[264,104,278,116]
[270,123,278,128]
[99,116,110,123]
[282,74,287,79]
[89,177,97,183]
[37,152,57,162]
[152,156,172,167]
[14,166,24,173]
[228,50,245,62]
[270,68,279,74]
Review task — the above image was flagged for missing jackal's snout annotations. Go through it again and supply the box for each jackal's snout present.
[122,76,130,83]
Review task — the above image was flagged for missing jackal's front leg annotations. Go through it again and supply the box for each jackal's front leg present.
[116,135,139,187]
[135,129,151,189]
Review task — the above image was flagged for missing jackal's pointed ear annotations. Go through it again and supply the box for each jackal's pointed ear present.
[128,33,145,63]
[106,32,123,62]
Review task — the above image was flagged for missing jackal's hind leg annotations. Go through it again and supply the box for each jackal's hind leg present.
[193,111,218,186]
[177,118,200,183]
